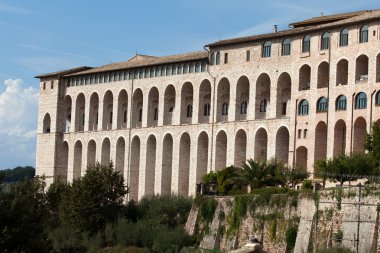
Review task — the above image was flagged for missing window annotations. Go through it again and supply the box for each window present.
[360,25,369,43]
[150,68,154,77]
[355,92,367,109]
[189,63,195,73]
[178,65,183,75]
[134,70,138,79]
[167,66,172,75]
[224,53,228,64]
[183,64,188,74]
[210,52,215,65]
[302,35,311,53]
[50,81,54,89]
[262,41,271,58]
[43,82,46,90]
[240,101,248,114]
[138,109,142,122]
[195,62,201,73]
[321,32,330,50]
[376,91,380,106]
[339,28,349,47]
[186,104,193,118]
[298,99,309,115]
[201,61,207,72]
[172,65,176,75]
[204,103,210,116]
[335,95,347,111]
[161,66,166,76]
[119,72,123,81]
[216,52,220,65]
[260,99,267,112]
[124,71,128,80]
[96,75,100,84]
[303,129,308,138]
[154,108,158,120]
[155,67,160,77]
[298,129,301,139]
[246,50,250,61]
[282,39,291,56]
[80,77,84,85]
[100,75,104,83]
[317,97,328,112]
[139,69,143,79]
[143,68,148,78]
[222,102,229,115]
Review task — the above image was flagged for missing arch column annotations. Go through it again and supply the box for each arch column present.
[229,79,237,122]
[188,133,198,196]
[98,99,104,132]
[84,98,90,132]
[112,97,118,130]
[192,85,200,124]
[154,135,163,195]
[138,138,148,198]
[67,141,75,182]
[81,142,88,176]
[171,135,181,194]
[172,87,181,125]
[158,90,165,126]
[142,92,148,128]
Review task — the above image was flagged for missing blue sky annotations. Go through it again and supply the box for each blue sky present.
[0,0,379,169]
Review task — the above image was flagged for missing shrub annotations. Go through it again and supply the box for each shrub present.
[285,225,298,250]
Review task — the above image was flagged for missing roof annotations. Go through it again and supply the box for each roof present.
[35,66,92,79]
[65,51,208,77]
[206,9,380,48]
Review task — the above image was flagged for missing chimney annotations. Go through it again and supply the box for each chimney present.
[273,25,278,33]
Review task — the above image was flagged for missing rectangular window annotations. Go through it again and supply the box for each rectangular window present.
[282,44,291,55]
[167,66,172,75]
[144,69,149,78]
[302,40,310,53]
[321,38,329,50]
[50,81,54,89]
[246,50,250,61]
[201,62,207,72]
[298,129,301,139]
[43,82,46,90]
[340,34,348,46]
[282,102,287,115]
[224,53,228,64]
[303,129,307,138]
[360,30,368,43]
[124,71,128,80]
[183,64,188,74]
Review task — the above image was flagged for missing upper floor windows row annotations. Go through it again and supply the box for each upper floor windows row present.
[67,61,207,87]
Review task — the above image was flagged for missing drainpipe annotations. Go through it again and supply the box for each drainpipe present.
[350,92,356,155]
[292,99,299,168]
[370,89,377,132]
[204,45,217,172]
[326,35,331,154]
[127,70,134,201]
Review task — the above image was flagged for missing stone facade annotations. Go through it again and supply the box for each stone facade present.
[36,10,380,200]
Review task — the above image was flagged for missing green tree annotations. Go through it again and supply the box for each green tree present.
[58,162,127,234]
[366,123,380,163]
[280,166,310,189]
[202,166,237,195]
[233,159,284,190]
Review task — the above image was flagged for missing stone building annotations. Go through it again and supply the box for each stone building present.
[36,9,380,200]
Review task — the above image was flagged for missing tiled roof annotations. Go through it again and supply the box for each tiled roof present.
[35,66,92,78]
[206,9,380,48]
[65,51,208,77]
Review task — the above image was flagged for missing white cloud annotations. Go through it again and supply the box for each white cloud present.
[0,79,38,169]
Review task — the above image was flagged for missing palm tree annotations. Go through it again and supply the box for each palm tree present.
[233,159,284,190]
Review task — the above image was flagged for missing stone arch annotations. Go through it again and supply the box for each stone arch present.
[161,134,173,195]
[215,130,227,170]
[276,72,291,117]
[255,128,268,161]
[216,78,230,122]
[88,92,99,131]
[255,73,271,119]
[87,139,96,167]
[198,79,212,123]
[132,89,143,128]
[299,64,311,90]
[130,136,140,200]
[59,141,69,182]
[163,85,176,125]
[102,90,113,130]
[115,137,125,174]
[73,140,82,179]
[234,129,247,166]
[334,120,347,156]
[180,82,194,124]
[75,93,85,132]
[43,113,51,133]
[197,131,208,184]
[314,121,327,162]
[295,146,308,169]
[179,132,191,196]
[376,53,380,82]
[336,59,348,86]
[117,90,128,129]
[355,54,369,83]
[147,87,159,127]
[275,126,290,163]
[101,137,111,166]
[63,95,72,132]
[145,135,157,197]
[235,76,250,121]
[317,61,329,88]
[353,117,367,153]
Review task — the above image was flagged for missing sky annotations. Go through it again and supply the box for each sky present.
[0,0,379,169]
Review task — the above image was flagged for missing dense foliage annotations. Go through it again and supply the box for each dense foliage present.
[0,166,35,183]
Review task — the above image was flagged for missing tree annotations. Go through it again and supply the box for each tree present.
[280,166,310,189]
[58,162,128,234]
[233,159,284,190]
[202,166,237,195]
[0,166,35,183]
[366,123,380,163]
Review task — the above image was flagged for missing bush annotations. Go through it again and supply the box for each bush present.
[285,225,298,250]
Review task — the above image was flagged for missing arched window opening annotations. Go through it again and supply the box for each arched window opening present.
[183,64,188,74]
[355,92,367,109]
[299,65,311,90]
[43,113,51,133]
[298,99,309,115]
[302,35,311,53]
[172,65,177,75]
[336,95,347,111]
[195,62,201,73]
[178,64,183,74]
[222,102,229,115]
[240,100,248,114]
[317,62,329,88]
[262,41,271,58]
[204,103,210,116]
[376,91,380,106]
[317,97,328,112]
[216,52,220,65]
[161,66,166,76]
[210,52,215,65]
[356,55,369,83]
[336,59,348,86]
[201,61,207,72]
[339,28,349,47]
[189,63,195,73]
[321,32,330,50]
[260,99,267,112]
[359,25,369,43]
[282,39,291,56]
[186,104,193,118]
[150,68,154,77]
